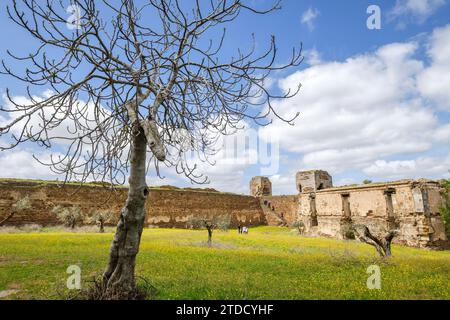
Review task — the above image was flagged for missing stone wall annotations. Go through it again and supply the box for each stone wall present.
[147,189,266,228]
[260,195,298,225]
[296,170,333,193]
[297,180,448,248]
[1,173,448,249]
[250,177,272,197]
[0,180,266,228]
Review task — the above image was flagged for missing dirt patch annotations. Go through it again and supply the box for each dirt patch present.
[0,290,20,298]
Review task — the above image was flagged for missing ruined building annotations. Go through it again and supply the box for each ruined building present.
[0,170,448,249]
[250,176,272,197]
[253,170,448,249]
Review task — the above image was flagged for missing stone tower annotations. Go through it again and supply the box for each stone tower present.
[250,176,272,197]
[296,170,333,193]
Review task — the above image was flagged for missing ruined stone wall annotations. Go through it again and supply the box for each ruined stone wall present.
[1,176,448,249]
[296,170,333,193]
[147,189,266,228]
[0,180,266,228]
[250,177,272,197]
[260,195,298,225]
[298,180,448,248]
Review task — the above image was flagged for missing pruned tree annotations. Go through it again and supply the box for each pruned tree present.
[52,205,83,229]
[187,215,230,247]
[352,224,398,257]
[88,210,115,233]
[0,196,32,227]
[292,220,305,235]
[0,0,302,298]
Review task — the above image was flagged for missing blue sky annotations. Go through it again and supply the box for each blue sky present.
[1,0,450,195]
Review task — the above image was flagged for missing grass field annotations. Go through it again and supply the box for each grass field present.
[0,226,449,300]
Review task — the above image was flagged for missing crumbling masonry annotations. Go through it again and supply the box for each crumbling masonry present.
[252,170,448,249]
[0,170,448,249]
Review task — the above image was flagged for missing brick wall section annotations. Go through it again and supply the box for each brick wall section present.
[147,189,266,228]
[0,180,266,228]
[260,195,299,225]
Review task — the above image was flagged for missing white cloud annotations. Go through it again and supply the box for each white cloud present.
[335,177,358,187]
[261,24,450,182]
[363,157,450,180]
[389,0,446,27]
[417,24,450,110]
[2,24,450,193]
[0,149,58,180]
[301,7,320,31]
[304,48,322,66]
[0,92,110,146]
[154,125,263,193]
[269,173,296,195]
[434,123,450,142]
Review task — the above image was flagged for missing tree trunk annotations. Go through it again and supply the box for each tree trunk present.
[102,124,149,299]
[353,224,398,258]
[207,228,213,247]
[99,218,105,233]
[0,212,14,227]
[70,216,76,230]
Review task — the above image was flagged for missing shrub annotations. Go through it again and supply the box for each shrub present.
[87,211,115,233]
[440,179,450,236]
[52,206,82,229]
[12,196,32,212]
[0,196,32,227]
[21,224,42,232]
[186,215,231,247]
[293,220,305,235]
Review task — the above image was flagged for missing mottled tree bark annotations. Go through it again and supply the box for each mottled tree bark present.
[99,217,105,233]
[353,224,398,257]
[207,227,213,247]
[70,216,76,230]
[103,124,149,298]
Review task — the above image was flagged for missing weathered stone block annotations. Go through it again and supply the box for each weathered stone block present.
[296,170,333,193]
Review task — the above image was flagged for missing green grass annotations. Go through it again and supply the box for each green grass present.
[0,226,449,300]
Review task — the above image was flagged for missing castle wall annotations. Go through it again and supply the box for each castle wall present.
[298,181,448,248]
[260,195,298,225]
[250,177,272,197]
[0,180,266,228]
[147,189,266,228]
[1,175,448,249]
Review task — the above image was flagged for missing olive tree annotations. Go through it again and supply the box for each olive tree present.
[0,0,301,298]
[0,196,31,227]
[187,215,231,247]
[352,224,398,257]
[89,210,115,233]
[292,220,305,235]
[52,205,83,229]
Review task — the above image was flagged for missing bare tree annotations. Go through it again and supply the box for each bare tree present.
[0,196,31,227]
[352,224,398,257]
[1,0,302,298]
[187,215,230,247]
